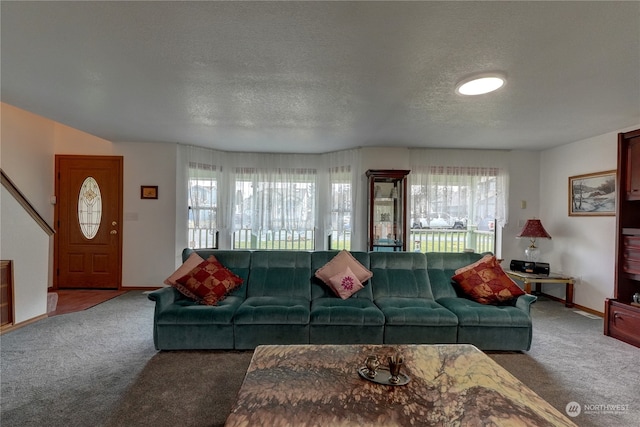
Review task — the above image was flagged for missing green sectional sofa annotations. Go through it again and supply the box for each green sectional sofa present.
[148,249,537,351]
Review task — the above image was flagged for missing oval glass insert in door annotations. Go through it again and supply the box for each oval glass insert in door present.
[77,176,102,239]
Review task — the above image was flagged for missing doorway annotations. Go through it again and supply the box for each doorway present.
[54,155,123,289]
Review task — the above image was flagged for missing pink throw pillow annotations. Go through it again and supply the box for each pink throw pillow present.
[328,266,364,299]
[315,250,373,285]
[164,252,205,285]
[164,252,205,300]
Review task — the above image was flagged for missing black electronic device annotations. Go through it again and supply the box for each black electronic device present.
[510,260,550,276]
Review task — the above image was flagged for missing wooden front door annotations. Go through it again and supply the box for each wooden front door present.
[54,156,123,289]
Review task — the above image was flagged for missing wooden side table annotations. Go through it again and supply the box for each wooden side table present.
[506,270,575,308]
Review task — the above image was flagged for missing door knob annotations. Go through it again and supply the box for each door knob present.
[112,221,118,226]
[110,230,117,235]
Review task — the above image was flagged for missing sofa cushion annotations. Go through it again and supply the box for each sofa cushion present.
[156,296,244,325]
[369,252,434,299]
[437,297,532,327]
[452,255,525,305]
[315,250,373,285]
[374,297,458,326]
[234,296,310,324]
[310,298,385,325]
[247,251,312,299]
[327,266,364,299]
[176,256,244,305]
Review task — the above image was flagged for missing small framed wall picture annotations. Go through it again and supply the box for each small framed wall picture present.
[141,185,158,200]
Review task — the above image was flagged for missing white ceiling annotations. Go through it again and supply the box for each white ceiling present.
[2,1,639,154]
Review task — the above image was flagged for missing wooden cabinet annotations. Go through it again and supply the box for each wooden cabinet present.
[605,128,640,347]
[627,137,640,200]
[605,301,640,347]
[366,170,410,251]
[1,260,13,328]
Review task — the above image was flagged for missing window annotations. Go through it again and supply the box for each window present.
[329,165,352,250]
[232,167,317,250]
[187,161,218,249]
[410,165,505,254]
[180,146,360,251]
[78,176,102,240]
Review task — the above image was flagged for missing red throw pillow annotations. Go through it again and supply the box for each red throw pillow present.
[164,252,205,300]
[175,255,243,305]
[452,255,525,304]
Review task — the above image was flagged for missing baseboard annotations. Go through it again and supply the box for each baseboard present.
[120,286,164,291]
[0,313,48,335]
[540,293,604,317]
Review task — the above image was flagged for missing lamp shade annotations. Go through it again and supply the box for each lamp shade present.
[517,219,551,239]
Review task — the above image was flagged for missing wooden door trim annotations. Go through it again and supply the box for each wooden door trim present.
[53,155,124,290]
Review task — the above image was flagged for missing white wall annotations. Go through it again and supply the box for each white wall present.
[0,186,50,323]
[0,103,101,323]
[113,142,178,287]
[1,104,57,221]
[501,151,542,262]
[538,125,640,312]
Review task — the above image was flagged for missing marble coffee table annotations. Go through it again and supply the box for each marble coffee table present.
[225,344,577,427]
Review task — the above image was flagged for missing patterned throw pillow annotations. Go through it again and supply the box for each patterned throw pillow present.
[328,266,364,299]
[175,255,243,305]
[452,255,525,305]
[315,250,373,285]
[164,252,205,300]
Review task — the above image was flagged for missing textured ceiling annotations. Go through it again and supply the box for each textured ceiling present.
[2,1,639,153]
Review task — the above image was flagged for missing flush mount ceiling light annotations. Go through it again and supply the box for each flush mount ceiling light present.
[455,73,506,96]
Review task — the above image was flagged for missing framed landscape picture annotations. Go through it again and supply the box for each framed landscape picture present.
[568,170,616,216]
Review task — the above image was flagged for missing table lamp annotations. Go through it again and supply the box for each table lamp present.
[517,219,551,262]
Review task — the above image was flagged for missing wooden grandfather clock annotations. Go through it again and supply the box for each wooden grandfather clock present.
[366,169,410,251]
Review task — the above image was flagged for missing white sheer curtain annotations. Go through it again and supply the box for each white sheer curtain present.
[223,152,319,249]
[325,149,361,250]
[179,145,361,250]
[231,157,317,232]
[180,145,226,248]
[408,149,510,229]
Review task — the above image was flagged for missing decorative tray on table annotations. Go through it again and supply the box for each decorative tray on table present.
[357,366,411,386]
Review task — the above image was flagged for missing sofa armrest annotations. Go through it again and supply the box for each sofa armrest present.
[148,286,180,313]
[515,294,537,314]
